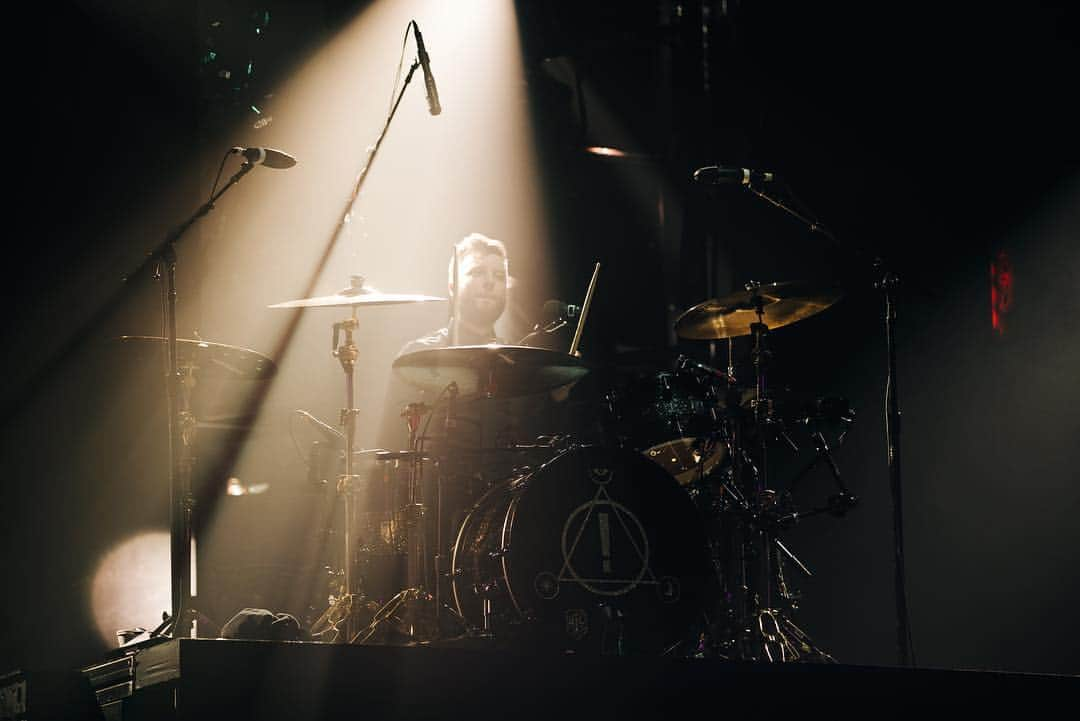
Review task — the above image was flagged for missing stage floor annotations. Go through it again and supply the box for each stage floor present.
[66,637,1076,719]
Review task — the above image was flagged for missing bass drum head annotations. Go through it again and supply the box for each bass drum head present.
[452,445,713,654]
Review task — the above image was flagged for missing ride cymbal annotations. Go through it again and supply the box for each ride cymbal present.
[675,281,842,340]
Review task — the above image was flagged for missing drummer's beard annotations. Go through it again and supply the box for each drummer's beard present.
[457,292,506,335]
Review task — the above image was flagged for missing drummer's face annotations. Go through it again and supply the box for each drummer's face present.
[457,251,507,326]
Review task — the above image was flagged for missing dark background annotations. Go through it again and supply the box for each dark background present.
[2,0,1079,676]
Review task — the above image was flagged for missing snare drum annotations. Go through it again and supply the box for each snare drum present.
[450,445,712,654]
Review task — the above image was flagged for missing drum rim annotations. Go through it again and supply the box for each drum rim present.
[449,444,711,634]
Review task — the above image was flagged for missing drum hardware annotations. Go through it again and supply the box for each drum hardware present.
[717,176,911,663]
[295,33,439,636]
[675,280,848,662]
[606,364,734,486]
[348,382,492,645]
[786,429,851,496]
[117,335,278,640]
[676,354,736,385]
[393,345,591,400]
[269,277,447,644]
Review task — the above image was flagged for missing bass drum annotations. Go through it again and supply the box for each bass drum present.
[451,445,712,654]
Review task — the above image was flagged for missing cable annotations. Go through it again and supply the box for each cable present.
[387,23,415,119]
[207,148,233,203]
[416,382,456,460]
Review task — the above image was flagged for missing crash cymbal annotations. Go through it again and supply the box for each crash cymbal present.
[268,275,445,309]
[675,281,842,340]
[118,336,277,380]
[393,345,590,399]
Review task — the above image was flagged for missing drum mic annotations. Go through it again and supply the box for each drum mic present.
[692,165,775,185]
[230,146,298,169]
[537,300,580,332]
[677,355,732,382]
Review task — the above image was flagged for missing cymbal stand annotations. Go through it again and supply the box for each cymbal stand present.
[311,310,363,642]
[749,287,773,610]
[731,286,832,662]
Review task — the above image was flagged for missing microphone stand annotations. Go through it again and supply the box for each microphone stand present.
[739,182,913,666]
[309,45,425,643]
[136,160,258,639]
[327,60,421,257]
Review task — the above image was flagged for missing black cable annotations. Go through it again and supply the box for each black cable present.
[388,23,414,119]
[207,148,234,203]
[415,382,456,474]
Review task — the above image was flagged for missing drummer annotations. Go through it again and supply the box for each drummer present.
[388,232,537,461]
[374,234,533,588]
[400,232,510,354]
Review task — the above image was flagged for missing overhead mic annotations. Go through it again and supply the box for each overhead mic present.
[412,21,442,116]
[230,146,297,169]
[692,165,775,185]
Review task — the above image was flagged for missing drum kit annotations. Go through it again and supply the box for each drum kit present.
[126,273,856,661]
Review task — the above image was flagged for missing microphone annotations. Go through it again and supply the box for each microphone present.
[534,300,580,332]
[230,146,297,169]
[677,355,732,382]
[295,410,344,446]
[541,300,580,323]
[692,165,775,185]
[412,21,442,116]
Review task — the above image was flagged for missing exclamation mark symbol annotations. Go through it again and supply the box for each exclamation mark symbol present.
[599,513,612,574]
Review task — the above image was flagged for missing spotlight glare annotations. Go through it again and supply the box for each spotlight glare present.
[90,531,171,647]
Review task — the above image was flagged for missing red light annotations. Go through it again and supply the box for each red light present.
[990,250,1013,335]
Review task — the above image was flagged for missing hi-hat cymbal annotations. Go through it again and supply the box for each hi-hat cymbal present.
[118,336,277,380]
[268,275,445,309]
[393,345,590,399]
[675,281,842,340]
